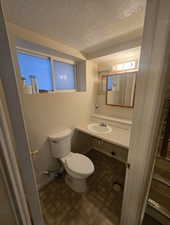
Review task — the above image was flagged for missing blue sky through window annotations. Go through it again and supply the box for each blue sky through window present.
[17,52,53,91]
[107,76,113,90]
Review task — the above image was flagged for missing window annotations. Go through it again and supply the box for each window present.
[54,61,75,90]
[107,76,119,90]
[17,52,53,91]
[107,76,113,90]
[17,50,76,93]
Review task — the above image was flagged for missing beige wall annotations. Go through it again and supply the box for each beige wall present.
[23,60,98,151]
[95,98,133,120]
[22,60,98,188]
[4,23,98,188]
[6,22,135,187]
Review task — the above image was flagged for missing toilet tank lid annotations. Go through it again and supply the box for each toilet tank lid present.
[49,128,72,141]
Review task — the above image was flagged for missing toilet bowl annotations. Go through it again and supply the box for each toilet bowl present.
[49,129,95,192]
[61,152,94,192]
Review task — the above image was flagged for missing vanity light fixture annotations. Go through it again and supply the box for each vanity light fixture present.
[113,61,136,71]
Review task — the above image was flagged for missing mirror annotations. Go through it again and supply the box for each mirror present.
[106,71,136,108]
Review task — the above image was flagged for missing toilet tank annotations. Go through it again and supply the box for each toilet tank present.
[49,128,72,158]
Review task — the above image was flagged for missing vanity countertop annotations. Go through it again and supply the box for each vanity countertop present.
[76,123,130,149]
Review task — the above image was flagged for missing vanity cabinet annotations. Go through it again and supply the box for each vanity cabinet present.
[92,137,128,163]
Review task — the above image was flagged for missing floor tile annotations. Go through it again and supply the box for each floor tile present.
[40,149,125,225]
[60,210,88,225]
[92,211,118,225]
[75,195,101,225]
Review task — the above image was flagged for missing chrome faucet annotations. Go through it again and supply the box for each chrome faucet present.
[100,121,107,127]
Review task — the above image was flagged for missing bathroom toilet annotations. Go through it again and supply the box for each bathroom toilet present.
[49,128,94,192]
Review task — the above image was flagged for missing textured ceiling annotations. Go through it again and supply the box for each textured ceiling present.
[92,47,141,63]
[5,0,146,52]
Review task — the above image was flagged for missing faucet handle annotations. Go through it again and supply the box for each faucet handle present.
[100,121,107,127]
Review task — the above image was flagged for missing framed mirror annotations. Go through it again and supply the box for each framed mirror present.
[106,71,137,108]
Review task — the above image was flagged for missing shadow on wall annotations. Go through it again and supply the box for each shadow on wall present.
[72,130,94,154]
[32,139,55,189]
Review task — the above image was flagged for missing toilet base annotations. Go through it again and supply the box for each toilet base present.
[65,174,87,193]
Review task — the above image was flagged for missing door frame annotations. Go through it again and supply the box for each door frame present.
[0,99,31,225]
[1,0,170,225]
[121,0,170,225]
[0,1,45,225]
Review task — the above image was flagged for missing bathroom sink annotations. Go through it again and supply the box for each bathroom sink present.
[88,123,112,134]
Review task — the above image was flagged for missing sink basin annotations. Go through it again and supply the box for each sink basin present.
[88,123,112,134]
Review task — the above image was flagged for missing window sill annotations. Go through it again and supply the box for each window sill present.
[51,89,77,93]
[23,89,78,95]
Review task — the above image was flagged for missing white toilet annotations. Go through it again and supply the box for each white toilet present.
[49,128,94,192]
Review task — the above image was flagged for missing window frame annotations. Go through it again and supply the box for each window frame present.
[52,59,77,92]
[16,47,77,93]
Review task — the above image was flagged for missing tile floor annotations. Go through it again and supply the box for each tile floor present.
[40,149,126,225]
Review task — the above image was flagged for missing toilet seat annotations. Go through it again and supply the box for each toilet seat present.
[62,153,94,177]
[49,128,95,192]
